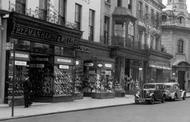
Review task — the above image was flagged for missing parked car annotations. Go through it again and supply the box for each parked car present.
[135,83,165,104]
[162,82,186,100]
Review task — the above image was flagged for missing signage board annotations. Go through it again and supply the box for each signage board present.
[15,61,27,66]
[54,56,73,65]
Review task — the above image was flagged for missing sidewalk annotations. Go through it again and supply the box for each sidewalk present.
[0,95,134,121]
[0,93,190,121]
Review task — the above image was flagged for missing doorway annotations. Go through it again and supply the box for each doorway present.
[178,71,185,90]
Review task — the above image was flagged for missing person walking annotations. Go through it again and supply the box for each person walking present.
[23,77,32,108]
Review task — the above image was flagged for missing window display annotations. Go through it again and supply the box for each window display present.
[54,56,74,97]
[83,61,115,98]
[54,66,73,96]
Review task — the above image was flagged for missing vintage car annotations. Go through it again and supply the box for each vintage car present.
[162,82,186,100]
[135,83,165,104]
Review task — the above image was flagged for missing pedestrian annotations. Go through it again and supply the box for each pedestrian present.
[23,76,32,108]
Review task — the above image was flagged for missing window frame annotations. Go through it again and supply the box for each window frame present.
[88,9,95,41]
[75,3,82,30]
[177,39,184,54]
[59,0,67,25]
[15,0,26,14]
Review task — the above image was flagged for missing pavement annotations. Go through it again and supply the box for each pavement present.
[0,93,189,121]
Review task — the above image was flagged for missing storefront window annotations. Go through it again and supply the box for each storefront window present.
[31,42,51,54]
[83,61,114,96]
[15,40,30,51]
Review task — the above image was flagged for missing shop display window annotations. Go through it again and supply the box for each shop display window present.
[74,60,83,94]
[8,60,29,97]
[54,65,73,96]
[83,61,114,94]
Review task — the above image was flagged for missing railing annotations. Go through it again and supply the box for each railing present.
[8,1,78,30]
[161,20,188,27]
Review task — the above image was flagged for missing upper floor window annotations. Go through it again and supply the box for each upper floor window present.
[104,16,110,44]
[39,0,48,20]
[114,21,126,38]
[177,16,185,24]
[59,0,66,25]
[145,5,149,20]
[128,21,134,47]
[117,0,122,7]
[177,40,184,54]
[89,9,95,41]
[162,15,167,22]
[75,4,82,30]
[138,1,143,19]
[15,0,26,14]
[151,9,155,25]
[128,0,132,10]
[156,12,160,28]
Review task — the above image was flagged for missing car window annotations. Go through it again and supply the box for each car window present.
[165,85,171,90]
[144,84,155,89]
[157,85,164,90]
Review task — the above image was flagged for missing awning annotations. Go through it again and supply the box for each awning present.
[149,64,171,70]
[149,60,171,70]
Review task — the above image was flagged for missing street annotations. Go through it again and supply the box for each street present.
[2,98,190,122]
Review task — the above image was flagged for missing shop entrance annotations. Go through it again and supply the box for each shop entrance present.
[178,71,185,90]
[29,54,54,101]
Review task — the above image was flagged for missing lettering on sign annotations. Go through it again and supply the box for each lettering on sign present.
[11,23,78,46]
[15,61,27,66]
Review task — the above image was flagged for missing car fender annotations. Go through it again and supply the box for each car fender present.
[170,92,176,99]
[180,91,186,98]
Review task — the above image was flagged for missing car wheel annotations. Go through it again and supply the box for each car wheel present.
[150,97,155,104]
[161,95,165,103]
[183,93,186,100]
[173,93,177,101]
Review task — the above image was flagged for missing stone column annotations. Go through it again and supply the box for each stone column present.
[0,19,7,103]
[115,56,125,87]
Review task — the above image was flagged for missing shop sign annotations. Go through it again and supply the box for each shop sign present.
[105,63,112,68]
[15,61,27,66]
[59,65,70,69]
[11,23,78,46]
[84,63,94,67]
[11,52,29,60]
[30,64,45,68]
[55,56,73,65]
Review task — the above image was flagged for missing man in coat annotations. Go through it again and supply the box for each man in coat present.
[23,77,32,108]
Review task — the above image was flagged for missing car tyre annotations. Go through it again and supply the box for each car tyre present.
[173,93,177,101]
[150,96,155,104]
[183,93,186,100]
[161,95,165,103]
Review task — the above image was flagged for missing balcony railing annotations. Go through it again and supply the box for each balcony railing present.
[9,1,77,30]
[111,36,151,50]
[161,21,188,27]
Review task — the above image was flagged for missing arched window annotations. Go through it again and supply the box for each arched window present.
[162,15,167,22]
[177,16,185,24]
[177,39,184,54]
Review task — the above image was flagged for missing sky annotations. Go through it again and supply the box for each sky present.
[162,0,190,12]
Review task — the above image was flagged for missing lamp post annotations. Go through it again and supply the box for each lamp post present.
[11,39,15,117]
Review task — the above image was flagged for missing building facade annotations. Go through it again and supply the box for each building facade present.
[0,0,173,104]
[136,0,172,84]
[161,0,190,91]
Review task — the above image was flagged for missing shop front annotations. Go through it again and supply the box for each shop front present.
[111,46,147,94]
[147,51,173,83]
[5,12,82,104]
[76,41,115,99]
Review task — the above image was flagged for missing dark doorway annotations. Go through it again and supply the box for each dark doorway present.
[178,71,185,90]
